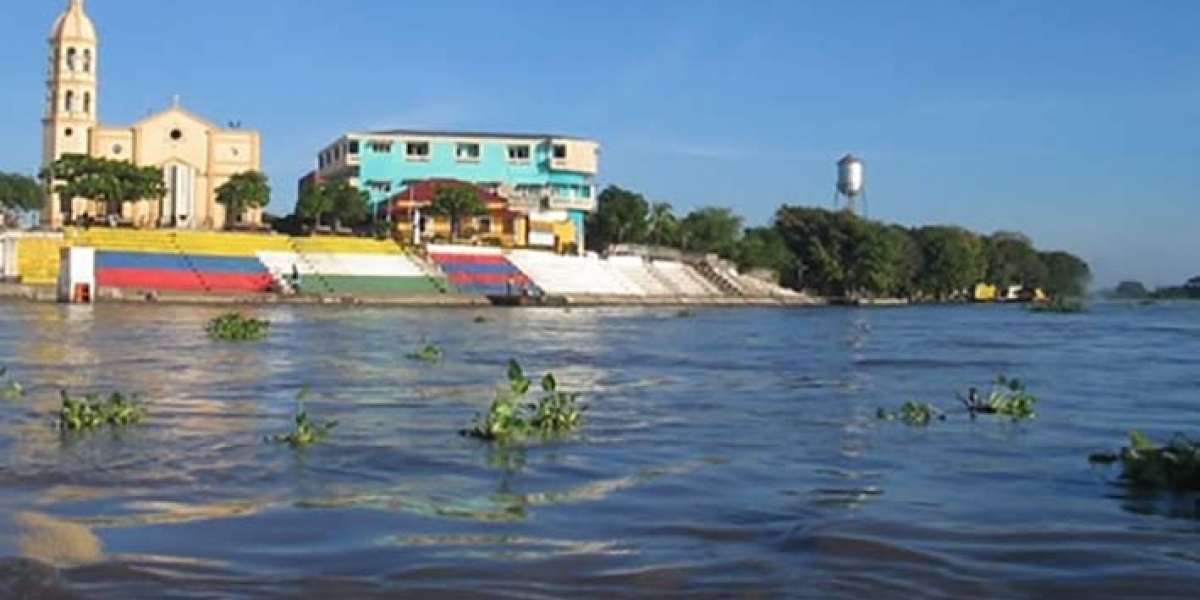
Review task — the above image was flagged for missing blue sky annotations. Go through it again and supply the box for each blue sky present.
[2,0,1198,286]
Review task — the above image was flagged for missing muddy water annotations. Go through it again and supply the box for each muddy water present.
[1,302,1198,599]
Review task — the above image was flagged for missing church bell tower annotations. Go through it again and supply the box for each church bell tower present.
[42,0,99,227]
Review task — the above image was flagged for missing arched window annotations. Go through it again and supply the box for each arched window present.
[66,48,77,72]
[83,92,91,114]
[65,90,75,113]
[82,49,92,73]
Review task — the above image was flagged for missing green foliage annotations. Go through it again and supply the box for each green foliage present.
[1038,251,1092,298]
[406,342,444,363]
[295,181,335,228]
[1028,297,1087,314]
[1089,431,1200,491]
[735,227,794,277]
[426,183,488,239]
[877,401,943,426]
[40,154,166,217]
[1,367,25,400]
[0,172,43,212]
[585,186,649,251]
[676,309,695,318]
[959,376,1038,420]
[473,315,488,324]
[984,234,1048,289]
[1110,280,1150,299]
[215,171,271,226]
[462,359,585,443]
[645,202,679,247]
[913,225,984,299]
[207,312,271,341]
[679,207,743,257]
[269,389,337,448]
[58,390,145,431]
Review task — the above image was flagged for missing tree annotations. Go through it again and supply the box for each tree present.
[215,171,271,229]
[426,183,487,239]
[1111,281,1149,299]
[984,234,1047,288]
[645,202,679,248]
[585,186,648,251]
[679,207,743,257]
[735,227,794,278]
[326,179,370,229]
[913,226,984,299]
[40,154,166,219]
[885,225,922,298]
[295,181,334,229]
[1038,251,1091,297]
[0,172,43,212]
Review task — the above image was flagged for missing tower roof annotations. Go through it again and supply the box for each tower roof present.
[50,0,96,42]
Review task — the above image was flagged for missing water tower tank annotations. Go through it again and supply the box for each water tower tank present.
[836,154,865,198]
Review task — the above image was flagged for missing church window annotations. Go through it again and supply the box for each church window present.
[112,143,123,155]
[170,129,183,141]
[83,92,91,114]
[65,91,75,113]
[66,48,77,71]
[65,128,74,138]
[82,49,92,73]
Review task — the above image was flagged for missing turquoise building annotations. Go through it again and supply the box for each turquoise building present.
[305,129,600,250]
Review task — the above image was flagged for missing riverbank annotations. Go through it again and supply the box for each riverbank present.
[0,283,824,308]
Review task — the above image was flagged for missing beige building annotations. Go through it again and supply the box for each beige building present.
[42,0,263,230]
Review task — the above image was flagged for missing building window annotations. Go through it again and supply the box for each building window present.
[112,143,123,155]
[507,145,531,162]
[66,48,77,72]
[368,141,393,153]
[368,181,392,193]
[170,128,183,141]
[83,92,91,114]
[82,49,92,73]
[478,217,492,233]
[348,140,360,155]
[552,144,568,160]
[64,91,75,113]
[406,142,430,160]
[318,154,326,169]
[456,143,481,161]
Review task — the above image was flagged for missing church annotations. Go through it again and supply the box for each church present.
[42,0,263,230]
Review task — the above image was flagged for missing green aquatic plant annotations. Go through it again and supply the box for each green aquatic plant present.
[462,359,585,443]
[58,391,145,431]
[406,342,444,363]
[1,367,25,400]
[676,309,696,318]
[474,315,488,324]
[1089,431,1200,491]
[269,389,337,448]
[877,401,943,426]
[207,312,271,341]
[959,375,1038,420]
[1029,297,1086,314]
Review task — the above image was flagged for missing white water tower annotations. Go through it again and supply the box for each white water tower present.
[834,154,866,215]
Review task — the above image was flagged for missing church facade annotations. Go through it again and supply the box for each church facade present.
[42,0,263,230]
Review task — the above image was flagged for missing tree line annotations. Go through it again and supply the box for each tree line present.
[586,185,1092,299]
[1,155,270,229]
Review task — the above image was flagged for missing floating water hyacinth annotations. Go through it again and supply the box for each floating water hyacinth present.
[58,390,144,431]
[462,359,586,443]
[959,375,1038,421]
[406,342,444,363]
[269,389,337,448]
[0,367,24,400]
[207,312,271,341]
[1090,431,1200,492]
[877,401,943,426]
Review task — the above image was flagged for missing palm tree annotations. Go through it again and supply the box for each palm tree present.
[646,201,678,247]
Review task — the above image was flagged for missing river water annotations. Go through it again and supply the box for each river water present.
[0,301,1198,599]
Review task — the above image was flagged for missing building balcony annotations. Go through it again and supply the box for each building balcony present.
[546,193,595,212]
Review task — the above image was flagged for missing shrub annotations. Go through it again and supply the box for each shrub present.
[269,389,337,448]
[1029,297,1086,314]
[58,391,144,431]
[462,359,585,443]
[207,312,270,341]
